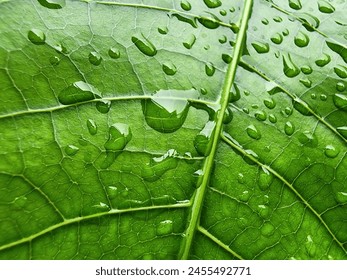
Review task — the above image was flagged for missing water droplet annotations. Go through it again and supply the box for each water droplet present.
[104,123,132,152]
[271,33,283,44]
[132,34,157,56]
[299,78,312,88]
[318,0,335,13]
[284,106,293,116]
[238,173,244,184]
[289,0,302,10]
[298,131,318,147]
[171,13,198,28]
[219,9,227,16]
[142,89,197,133]
[324,145,339,158]
[156,220,173,236]
[294,31,309,47]
[200,88,208,95]
[282,29,289,36]
[203,0,221,8]
[334,65,347,78]
[320,94,327,101]
[205,62,216,77]
[261,223,275,236]
[311,93,317,99]
[293,98,313,116]
[183,34,196,49]
[254,110,267,121]
[315,53,331,67]
[87,119,97,135]
[298,13,320,31]
[162,62,177,76]
[218,35,227,44]
[284,121,295,136]
[251,41,270,54]
[13,196,28,208]
[301,65,313,74]
[180,0,191,11]
[333,93,347,110]
[326,41,347,63]
[246,124,261,140]
[239,191,250,202]
[108,47,120,59]
[194,121,216,156]
[336,82,345,92]
[243,108,249,114]
[268,114,277,123]
[222,53,232,64]
[273,16,282,22]
[258,204,270,218]
[37,0,65,9]
[96,100,111,114]
[261,18,269,25]
[258,167,273,190]
[89,51,102,66]
[229,84,241,102]
[223,107,233,124]
[264,98,276,109]
[49,56,60,66]
[65,145,79,156]
[142,149,178,182]
[58,81,100,105]
[305,235,316,257]
[28,28,46,45]
[198,13,221,29]
[337,126,347,139]
[53,43,67,54]
[283,54,300,77]
[158,26,168,35]
[335,192,347,204]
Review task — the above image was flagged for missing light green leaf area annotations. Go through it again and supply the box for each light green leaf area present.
[0,0,346,260]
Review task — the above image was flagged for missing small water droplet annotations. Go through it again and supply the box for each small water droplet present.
[268,114,277,123]
[87,119,97,135]
[229,84,241,102]
[238,173,244,184]
[96,100,111,114]
[261,18,269,25]
[254,110,267,121]
[104,123,132,152]
[239,191,250,202]
[65,145,79,156]
[58,81,100,105]
[311,93,317,99]
[49,56,60,66]
[334,65,347,78]
[28,28,46,45]
[273,16,282,22]
[203,0,221,8]
[336,82,345,92]
[282,29,290,36]
[108,47,120,59]
[271,33,283,44]
[162,62,177,76]
[246,124,261,140]
[289,0,302,10]
[258,167,273,190]
[205,62,216,77]
[132,34,157,56]
[158,26,169,35]
[53,43,67,54]
[183,34,196,49]
[337,126,347,139]
[315,53,331,67]
[284,121,295,136]
[251,41,270,54]
[261,222,275,236]
[157,220,173,236]
[89,51,102,66]
[37,0,65,9]
[198,13,221,29]
[283,54,300,77]
[223,107,233,124]
[333,93,347,110]
[194,121,216,156]
[335,192,347,204]
[218,35,227,44]
[264,98,276,109]
[298,13,320,31]
[219,9,227,16]
[293,98,313,116]
[305,235,316,257]
[284,106,293,116]
[13,196,28,208]
[200,88,208,95]
[301,65,313,74]
[324,145,339,158]
[299,78,312,88]
[298,131,318,147]
[180,0,191,11]
[222,53,232,64]
[294,31,309,47]
[243,108,249,114]
[320,94,327,101]
[142,149,178,181]
[318,0,335,13]
[258,204,270,218]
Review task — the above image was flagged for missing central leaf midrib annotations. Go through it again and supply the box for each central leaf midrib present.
[178,0,254,260]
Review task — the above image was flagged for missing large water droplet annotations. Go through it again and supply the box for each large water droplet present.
[318,0,335,13]
[315,53,331,67]
[298,13,320,31]
[336,82,345,92]
[162,62,177,76]
[326,41,347,63]
[203,0,221,8]
[89,51,102,66]
[254,110,267,121]
[194,121,216,156]
[334,65,347,79]
[132,34,157,56]
[301,65,313,74]
[335,192,347,204]
[264,98,276,109]
[87,119,97,135]
[198,13,221,29]
[142,149,178,182]
[298,131,318,147]
[261,223,275,236]
[65,145,79,156]
[324,145,339,158]
[183,34,196,49]
[283,54,300,77]
[293,98,313,116]
[205,62,216,77]
[104,123,132,152]
[284,121,295,136]
[271,33,283,44]
[171,13,198,28]
[180,0,191,11]
[96,100,111,114]
[28,28,46,45]
[333,93,347,110]
[289,0,302,10]
[156,220,173,236]
[337,126,347,139]
[108,47,120,59]
[58,81,100,105]
[258,167,273,190]
[251,41,270,54]
[38,0,65,9]
[142,89,197,133]
[246,124,261,140]
[294,31,309,47]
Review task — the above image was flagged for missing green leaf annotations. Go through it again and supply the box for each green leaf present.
[0,0,346,260]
